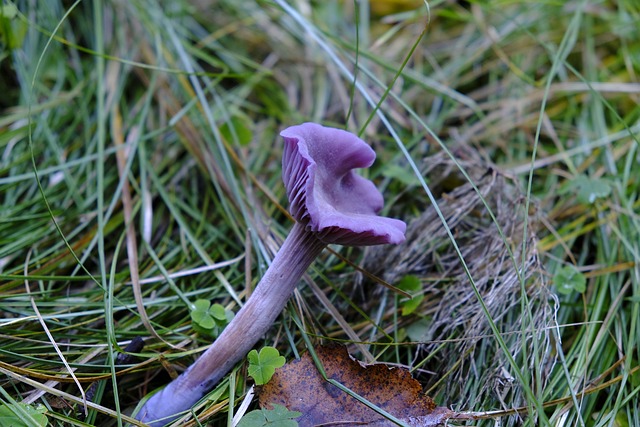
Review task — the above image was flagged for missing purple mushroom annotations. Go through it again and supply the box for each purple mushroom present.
[136,123,406,426]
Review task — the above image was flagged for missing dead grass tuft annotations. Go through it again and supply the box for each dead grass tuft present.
[364,147,557,411]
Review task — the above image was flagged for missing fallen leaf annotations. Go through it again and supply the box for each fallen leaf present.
[258,345,454,426]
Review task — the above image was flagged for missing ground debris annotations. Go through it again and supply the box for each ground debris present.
[362,147,556,412]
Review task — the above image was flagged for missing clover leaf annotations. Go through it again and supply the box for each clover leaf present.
[397,275,424,316]
[561,175,611,205]
[219,115,253,146]
[382,164,421,187]
[0,3,28,51]
[247,346,286,385]
[0,403,48,427]
[236,404,300,427]
[553,265,586,295]
[190,299,234,338]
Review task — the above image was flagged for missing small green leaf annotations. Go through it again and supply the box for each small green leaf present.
[0,403,48,427]
[561,175,611,204]
[397,275,424,316]
[553,265,586,295]
[193,299,210,311]
[406,318,432,343]
[219,115,253,146]
[0,3,28,50]
[191,300,233,337]
[192,309,216,330]
[382,164,421,186]
[209,303,228,323]
[248,346,286,385]
[0,3,18,19]
[236,404,300,427]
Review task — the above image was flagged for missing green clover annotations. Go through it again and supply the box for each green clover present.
[247,346,286,385]
[0,403,48,427]
[553,265,586,295]
[397,275,424,316]
[237,404,301,427]
[560,175,611,205]
[190,299,234,338]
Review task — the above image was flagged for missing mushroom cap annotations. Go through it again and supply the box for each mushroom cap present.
[281,123,406,246]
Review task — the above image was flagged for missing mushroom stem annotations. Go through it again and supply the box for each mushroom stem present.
[137,222,326,426]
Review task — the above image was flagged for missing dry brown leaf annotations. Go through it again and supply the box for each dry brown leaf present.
[258,345,454,426]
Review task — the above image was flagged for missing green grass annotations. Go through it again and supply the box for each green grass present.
[1,0,639,426]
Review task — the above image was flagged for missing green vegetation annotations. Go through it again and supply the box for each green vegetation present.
[1,0,638,426]
[236,404,301,427]
[190,299,234,339]
[247,347,286,386]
